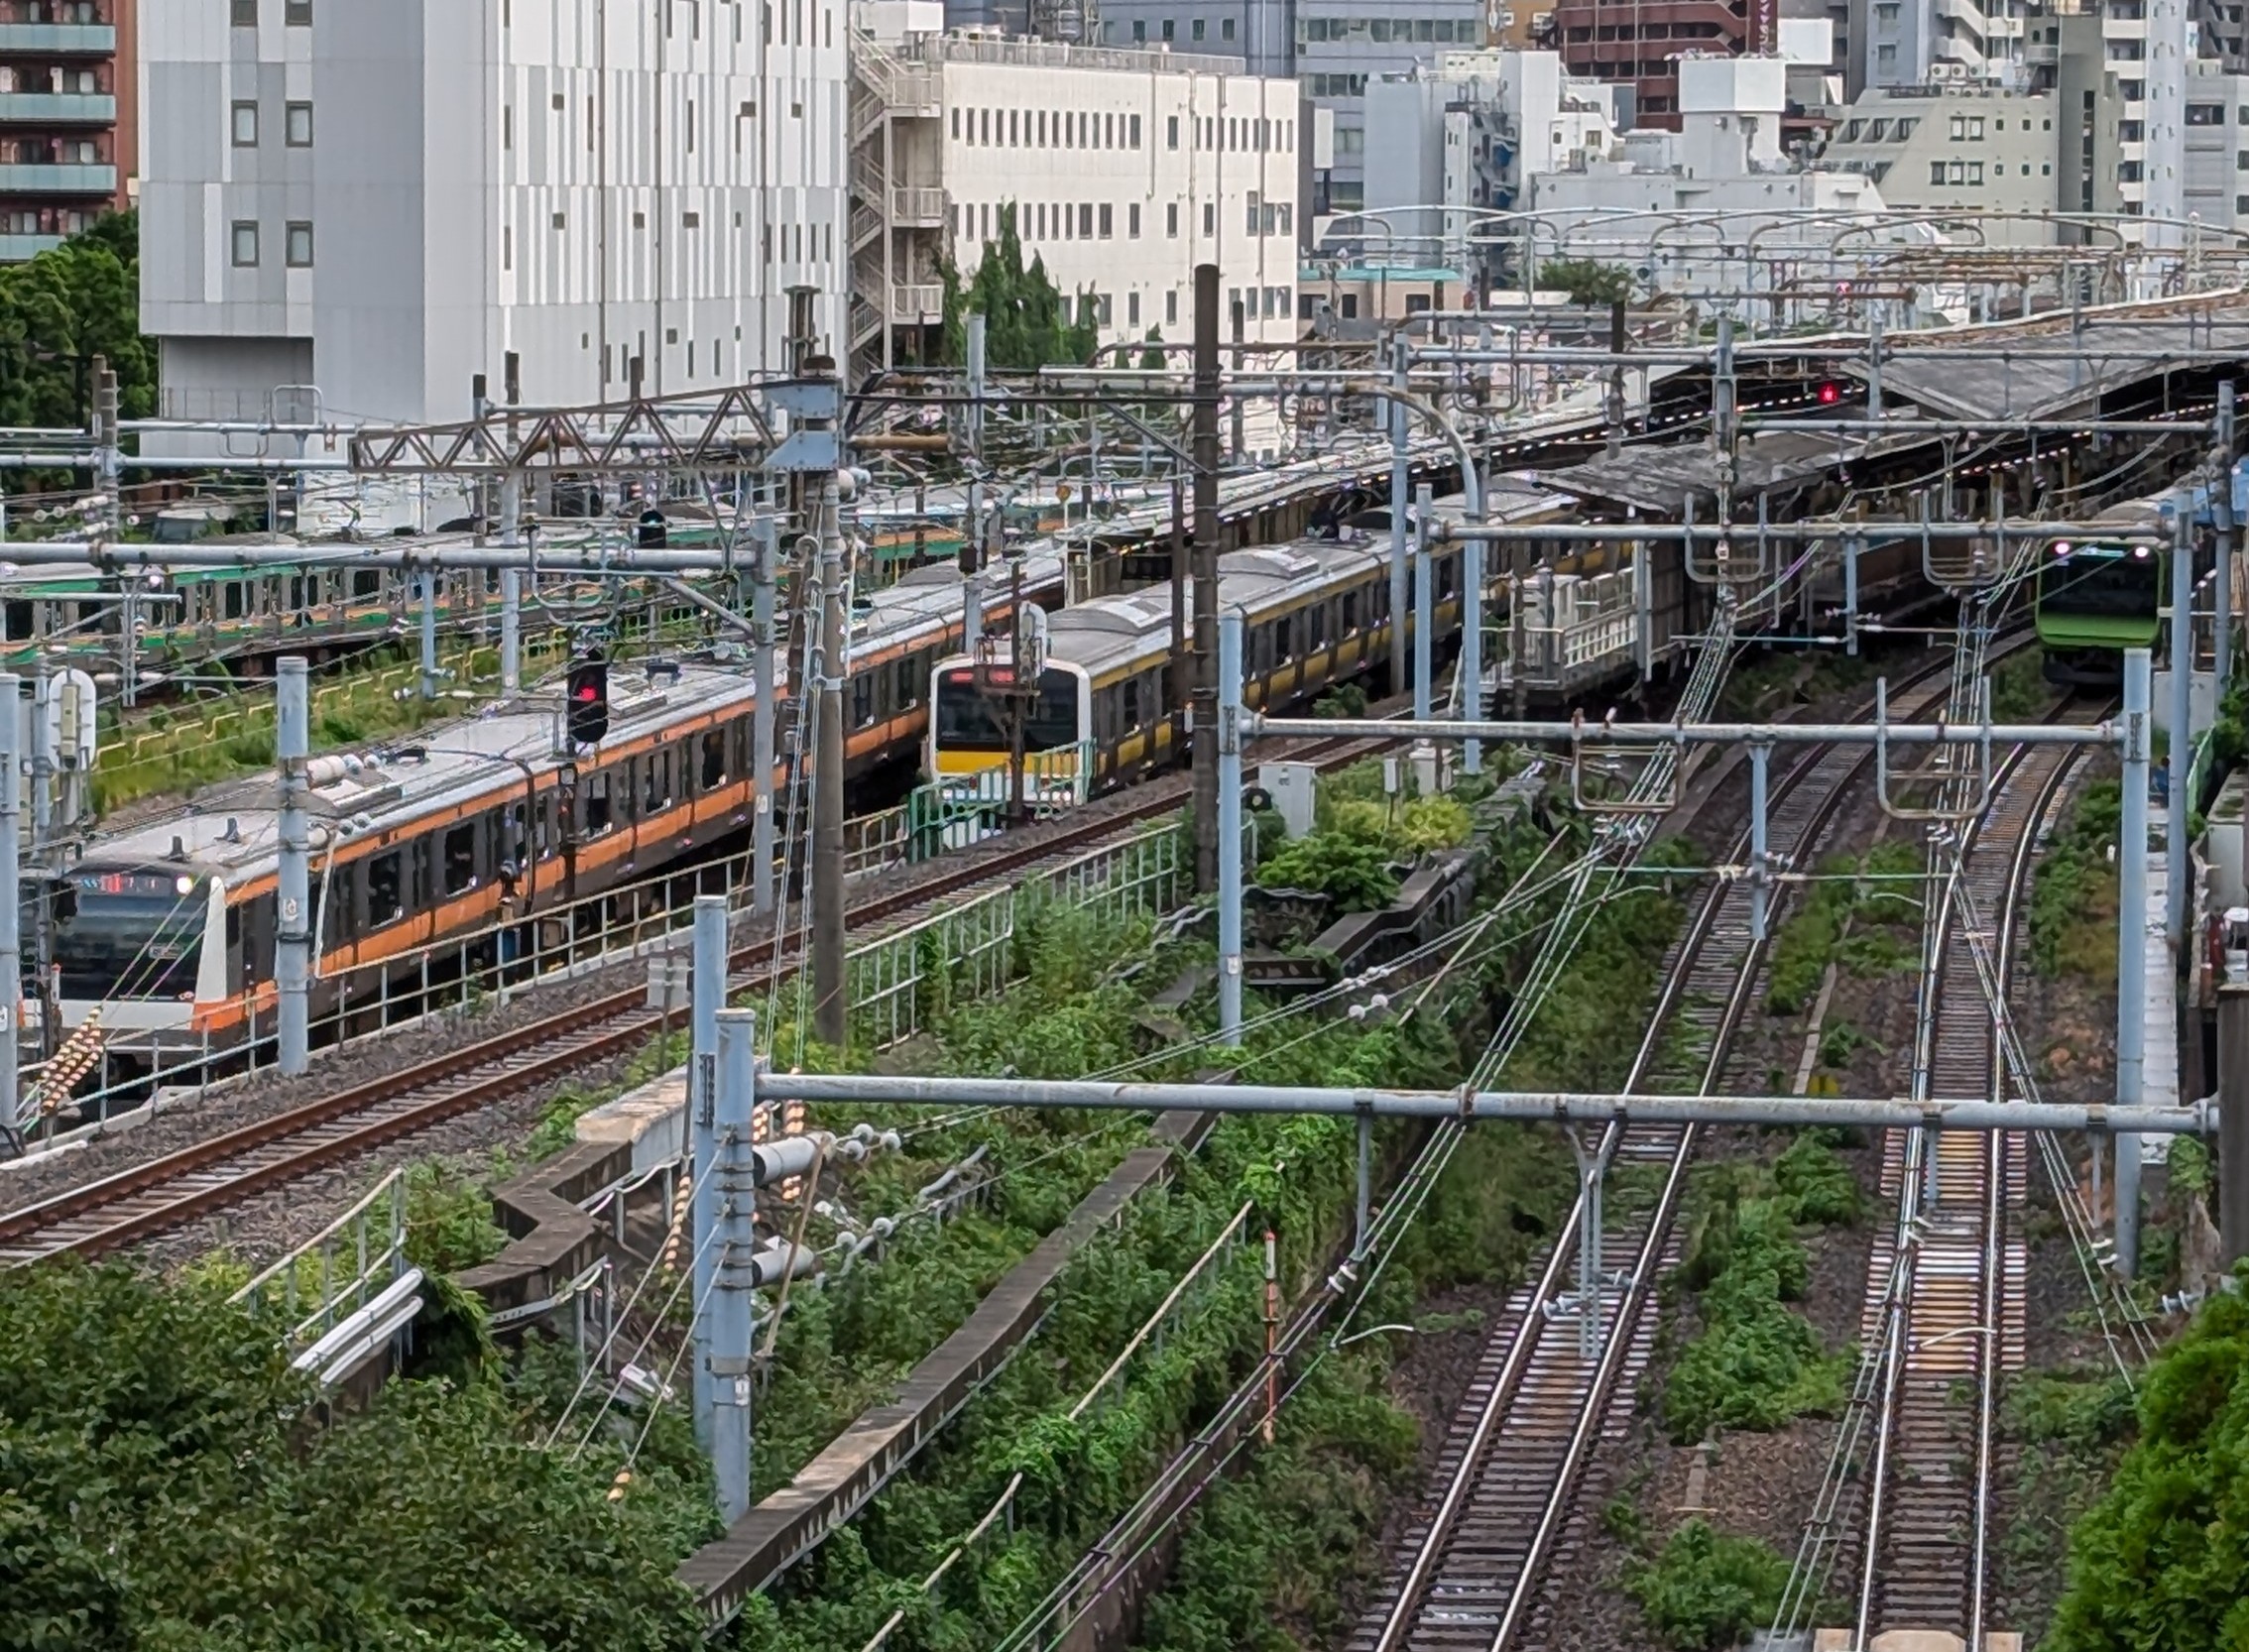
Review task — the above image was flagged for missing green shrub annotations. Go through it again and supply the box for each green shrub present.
[1258,832,1400,911]
[2032,779,2121,980]
[1773,1134,1860,1226]
[1624,1519,1793,1650]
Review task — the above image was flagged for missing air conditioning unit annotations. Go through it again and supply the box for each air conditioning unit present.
[1498,8,1516,25]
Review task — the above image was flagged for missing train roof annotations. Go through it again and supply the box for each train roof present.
[80,654,763,885]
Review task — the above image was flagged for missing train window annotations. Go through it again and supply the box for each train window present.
[1122,676,1140,729]
[352,569,381,601]
[2,601,26,642]
[895,655,919,710]
[701,729,727,788]
[365,852,405,927]
[442,824,478,896]
[645,749,672,813]
[222,581,245,621]
[851,671,876,730]
[1439,555,1459,601]
[1343,590,1361,633]
[585,771,614,834]
[537,791,558,859]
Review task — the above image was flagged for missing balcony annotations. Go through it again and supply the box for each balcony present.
[891,185,945,227]
[0,159,108,192]
[890,282,943,325]
[0,22,112,52]
[0,90,111,122]
[0,230,59,259]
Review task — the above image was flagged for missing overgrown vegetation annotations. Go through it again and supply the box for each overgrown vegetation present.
[1662,1142,1855,1445]
[1622,1518,1795,1651]
[2041,1272,2249,1650]
[1536,257,1635,308]
[1990,650,2054,722]
[1764,842,1923,1016]
[2031,778,2121,980]
[0,1261,711,1650]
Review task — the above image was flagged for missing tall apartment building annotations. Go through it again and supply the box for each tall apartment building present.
[0,0,135,259]
[851,20,1303,374]
[140,0,846,432]
[1819,83,2059,239]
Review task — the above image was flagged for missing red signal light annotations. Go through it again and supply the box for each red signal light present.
[1817,382,1841,406]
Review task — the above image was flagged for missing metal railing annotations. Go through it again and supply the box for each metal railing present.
[228,1166,410,1356]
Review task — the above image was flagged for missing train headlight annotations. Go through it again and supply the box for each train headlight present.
[2051,541,2071,558]
[2133,546,2153,560]
[175,875,195,896]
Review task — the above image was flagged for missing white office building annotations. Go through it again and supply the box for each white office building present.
[140,0,848,435]
[1530,58,1930,315]
[853,17,1305,371]
[1361,50,1618,287]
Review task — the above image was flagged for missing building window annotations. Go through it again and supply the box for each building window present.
[1222,15,1235,36]
[231,0,257,23]
[951,107,960,139]
[1162,16,1175,37]
[1203,200,1215,233]
[1128,202,1140,236]
[2190,102,2227,125]
[1079,202,1094,236]
[1166,288,1178,323]
[1192,16,1205,36]
[231,220,260,266]
[231,101,258,146]
[1098,293,1113,324]
[2237,192,2249,212]
[1132,18,1145,37]
[1166,201,1179,236]
[1167,113,1180,148]
[285,0,309,20]
[286,101,313,146]
[1129,114,1141,147]
[286,221,313,266]
[1128,291,1141,324]
[1099,203,1114,236]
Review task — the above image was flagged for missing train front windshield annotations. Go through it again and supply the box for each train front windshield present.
[2039,545,2161,617]
[933,667,1080,753]
[54,871,204,1000]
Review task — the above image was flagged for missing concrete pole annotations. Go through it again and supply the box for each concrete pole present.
[965,314,987,460]
[1229,297,1245,460]
[2220,983,2249,1266]
[418,572,439,700]
[811,477,849,1050]
[1219,609,1243,1045]
[1462,473,1483,776]
[0,673,20,1131]
[1191,265,1222,893]
[1388,337,1409,700]
[2118,646,2152,1276]
[751,527,777,918]
[29,668,49,844]
[1413,481,1435,720]
[689,893,727,1448]
[1844,532,1862,656]
[2169,507,2193,949]
[277,657,311,1076]
[709,1007,759,1526]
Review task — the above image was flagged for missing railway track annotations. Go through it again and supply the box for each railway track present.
[1843,728,2091,1647]
[0,726,1387,1266]
[1346,650,1985,1652]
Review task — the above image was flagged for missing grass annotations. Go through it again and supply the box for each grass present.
[2031,778,2121,980]
[1763,841,1924,1015]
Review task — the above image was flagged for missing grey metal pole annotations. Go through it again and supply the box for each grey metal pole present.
[1191,265,1222,893]
[2169,508,2193,949]
[709,1007,759,1525]
[418,572,439,699]
[2221,983,2249,1265]
[962,565,984,662]
[1749,741,1771,943]
[690,892,727,1448]
[1413,482,1434,720]
[1844,532,1862,656]
[2216,384,2236,697]
[277,657,311,1076]
[1230,297,1245,460]
[29,667,48,844]
[965,314,987,460]
[2118,646,2152,1276]
[1219,609,1243,1045]
[751,527,777,918]
[811,477,849,1050]
[1355,1109,1372,1257]
[0,672,20,1131]
[1461,473,1483,776]
[499,569,522,694]
[1388,338,1409,699]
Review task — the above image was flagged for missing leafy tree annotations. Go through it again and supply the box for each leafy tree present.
[0,1260,709,1651]
[1536,257,1635,308]
[938,204,1098,369]
[0,211,155,431]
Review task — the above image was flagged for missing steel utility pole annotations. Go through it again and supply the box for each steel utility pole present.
[0,671,20,1133]
[277,657,311,1076]
[2117,646,2152,1276]
[1192,264,1222,893]
[751,517,777,918]
[811,464,848,1050]
[689,893,726,1450]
